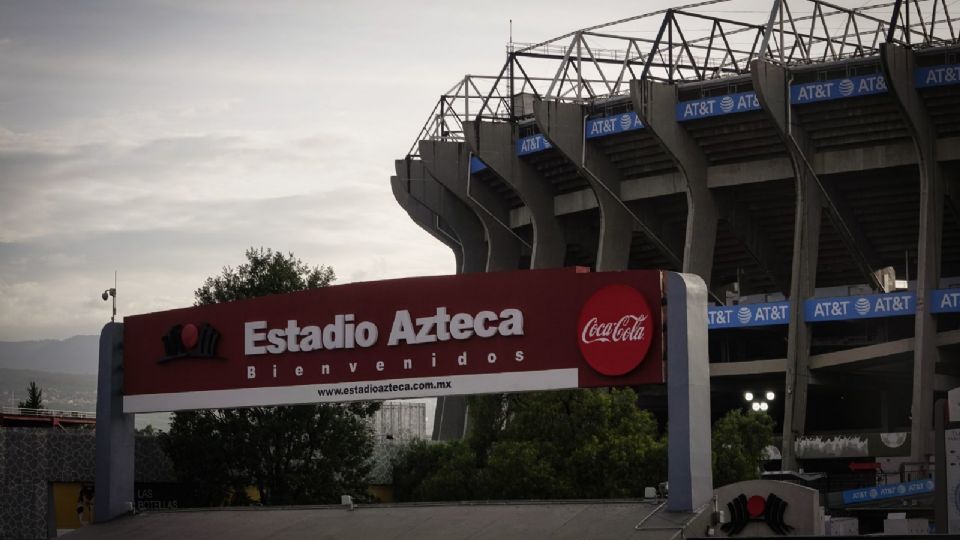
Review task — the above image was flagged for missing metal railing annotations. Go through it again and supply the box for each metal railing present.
[1,406,96,420]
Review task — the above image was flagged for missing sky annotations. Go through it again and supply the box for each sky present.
[0,0,682,342]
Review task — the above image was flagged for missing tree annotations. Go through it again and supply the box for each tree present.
[160,248,378,506]
[194,247,335,304]
[18,381,44,410]
[391,439,481,502]
[712,409,775,487]
[391,388,667,502]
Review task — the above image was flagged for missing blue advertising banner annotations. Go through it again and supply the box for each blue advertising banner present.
[675,91,760,122]
[804,292,915,322]
[516,133,552,156]
[469,156,488,174]
[915,64,960,88]
[707,302,791,329]
[585,112,643,139]
[790,73,887,105]
[932,288,960,314]
[842,479,934,505]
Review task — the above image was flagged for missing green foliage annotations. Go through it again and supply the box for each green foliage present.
[161,248,377,506]
[136,424,159,436]
[392,439,480,502]
[391,388,667,502]
[18,381,44,409]
[712,409,775,487]
[194,247,335,306]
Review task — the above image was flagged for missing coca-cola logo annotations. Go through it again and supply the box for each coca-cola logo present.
[577,284,653,376]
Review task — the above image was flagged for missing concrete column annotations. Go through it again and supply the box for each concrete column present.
[753,60,821,471]
[632,80,718,285]
[390,174,464,272]
[417,141,525,441]
[395,159,488,274]
[94,322,134,522]
[464,121,566,269]
[881,43,944,463]
[533,100,681,271]
[418,141,523,272]
[666,272,713,512]
[394,163,488,440]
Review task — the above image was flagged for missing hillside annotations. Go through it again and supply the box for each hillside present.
[0,368,98,411]
[0,335,99,374]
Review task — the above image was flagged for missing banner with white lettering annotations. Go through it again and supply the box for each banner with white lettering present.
[804,292,915,322]
[676,91,761,122]
[515,133,552,156]
[123,268,665,412]
[932,288,960,313]
[790,73,887,105]
[915,64,960,89]
[708,302,790,329]
[841,479,934,505]
[585,112,643,139]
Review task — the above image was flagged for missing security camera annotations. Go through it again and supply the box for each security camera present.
[102,291,110,301]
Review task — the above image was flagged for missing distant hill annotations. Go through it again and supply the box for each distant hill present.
[0,367,171,430]
[0,368,98,411]
[0,335,99,374]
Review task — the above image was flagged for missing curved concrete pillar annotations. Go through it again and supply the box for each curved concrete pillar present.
[753,60,821,472]
[392,160,489,441]
[391,174,463,271]
[396,159,487,274]
[881,43,943,462]
[532,101,632,271]
[632,79,718,285]
[754,57,895,467]
[418,140,524,272]
[463,120,566,269]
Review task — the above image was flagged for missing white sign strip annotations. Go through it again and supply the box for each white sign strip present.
[123,368,579,413]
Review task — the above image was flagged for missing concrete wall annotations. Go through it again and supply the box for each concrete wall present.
[0,428,174,540]
[714,479,824,537]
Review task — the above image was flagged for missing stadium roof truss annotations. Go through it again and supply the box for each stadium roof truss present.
[407,0,959,157]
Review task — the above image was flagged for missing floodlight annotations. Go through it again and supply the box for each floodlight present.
[766,391,775,401]
[760,402,769,411]
[751,402,760,411]
[744,392,754,401]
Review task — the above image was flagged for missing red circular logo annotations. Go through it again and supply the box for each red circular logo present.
[747,495,766,517]
[180,323,199,350]
[577,284,654,376]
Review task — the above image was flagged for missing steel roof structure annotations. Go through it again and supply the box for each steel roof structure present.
[392,0,959,473]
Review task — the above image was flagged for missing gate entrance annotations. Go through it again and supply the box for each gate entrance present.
[95,268,711,521]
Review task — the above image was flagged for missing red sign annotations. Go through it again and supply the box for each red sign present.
[122,268,664,412]
[848,462,881,471]
[577,284,654,376]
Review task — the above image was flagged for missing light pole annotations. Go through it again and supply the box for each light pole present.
[102,271,117,322]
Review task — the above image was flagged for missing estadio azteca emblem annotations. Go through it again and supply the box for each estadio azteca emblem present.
[721,493,793,536]
[159,322,220,362]
[577,284,653,376]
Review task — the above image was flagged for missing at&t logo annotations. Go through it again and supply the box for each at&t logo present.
[720,95,735,113]
[577,285,653,376]
[839,79,854,96]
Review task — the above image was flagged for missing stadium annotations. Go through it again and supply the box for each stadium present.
[391,0,960,500]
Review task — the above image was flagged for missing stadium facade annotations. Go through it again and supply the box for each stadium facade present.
[391,0,959,475]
